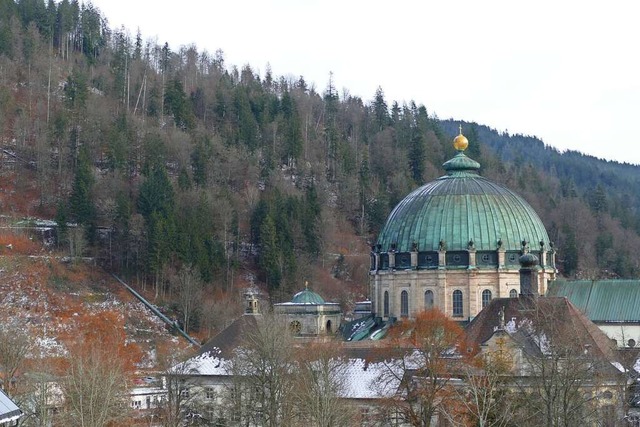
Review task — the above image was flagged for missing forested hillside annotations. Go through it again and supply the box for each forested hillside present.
[1,0,639,334]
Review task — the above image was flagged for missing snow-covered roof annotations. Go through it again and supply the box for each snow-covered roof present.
[0,388,22,424]
[173,352,231,376]
[340,358,401,399]
[275,301,340,306]
[176,351,403,400]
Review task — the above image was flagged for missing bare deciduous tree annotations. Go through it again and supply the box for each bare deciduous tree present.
[172,265,203,334]
[157,351,201,427]
[200,295,241,339]
[295,342,356,427]
[441,362,515,427]
[510,303,623,427]
[62,346,128,427]
[0,322,34,396]
[375,309,466,427]
[227,313,297,427]
[19,371,63,427]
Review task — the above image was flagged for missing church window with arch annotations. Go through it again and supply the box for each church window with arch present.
[482,289,492,308]
[424,290,434,309]
[400,290,409,317]
[383,291,389,317]
[453,290,463,317]
[509,289,517,298]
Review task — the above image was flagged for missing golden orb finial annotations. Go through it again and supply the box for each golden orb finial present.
[453,124,469,151]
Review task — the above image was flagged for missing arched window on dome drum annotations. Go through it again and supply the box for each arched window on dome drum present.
[424,290,434,309]
[510,289,518,298]
[482,289,492,308]
[452,290,463,318]
[383,291,389,318]
[400,290,409,318]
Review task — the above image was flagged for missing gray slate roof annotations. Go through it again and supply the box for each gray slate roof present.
[198,315,258,359]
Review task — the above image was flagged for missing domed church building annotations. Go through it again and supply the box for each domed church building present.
[370,127,557,320]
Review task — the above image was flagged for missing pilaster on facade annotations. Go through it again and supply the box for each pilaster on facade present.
[438,250,446,270]
[468,248,477,269]
[497,248,506,270]
[436,269,448,317]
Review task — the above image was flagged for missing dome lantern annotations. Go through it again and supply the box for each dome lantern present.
[443,125,480,174]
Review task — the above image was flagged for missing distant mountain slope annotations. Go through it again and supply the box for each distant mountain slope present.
[440,119,640,213]
[0,0,639,310]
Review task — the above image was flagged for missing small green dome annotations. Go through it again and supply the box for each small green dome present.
[291,288,325,304]
[376,153,550,253]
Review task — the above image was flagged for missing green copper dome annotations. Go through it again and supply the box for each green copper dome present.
[376,151,550,253]
[291,288,325,304]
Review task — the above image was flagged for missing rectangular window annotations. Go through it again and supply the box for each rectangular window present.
[206,387,215,399]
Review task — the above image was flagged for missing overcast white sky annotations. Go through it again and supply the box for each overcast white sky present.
[91,0,640,165]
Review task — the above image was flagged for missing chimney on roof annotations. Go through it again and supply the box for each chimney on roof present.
[519,253,539,298]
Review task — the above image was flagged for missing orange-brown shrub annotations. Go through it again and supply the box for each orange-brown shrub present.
[0,231,40,254]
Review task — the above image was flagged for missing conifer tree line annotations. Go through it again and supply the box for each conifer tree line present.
[1,0,639,309]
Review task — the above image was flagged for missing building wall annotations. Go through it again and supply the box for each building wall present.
[279,312,342,335]
[129,387,165,410]
[598,324,640,348]
[371,266,555,320]
[273,304,342,335]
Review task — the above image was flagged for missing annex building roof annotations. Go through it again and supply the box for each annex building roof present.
[547,280,640,323]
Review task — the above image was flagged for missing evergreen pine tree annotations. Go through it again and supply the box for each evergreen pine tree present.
[280,90,302,164]
[259,215,281,290]
[408,129,425,184]
[372,86,389,132]
[562,223,578,276]
[303,184,321,257]
[69,148,95,242]
[55,201,68,249]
